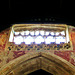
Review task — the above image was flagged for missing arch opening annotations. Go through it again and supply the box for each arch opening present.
[28,69,53,75]
[0,51,75,75]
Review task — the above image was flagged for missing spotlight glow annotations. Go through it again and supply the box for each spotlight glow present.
[35,36,44,44]
[24,36,34,44]
[14,30,66,45]
[14,36,23,44]
[35,31,39,35]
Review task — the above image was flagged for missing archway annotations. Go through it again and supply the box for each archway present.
[28,69,53,75]
[0,51,75,75]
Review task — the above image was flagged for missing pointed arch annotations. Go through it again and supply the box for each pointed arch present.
[0,51,75,75]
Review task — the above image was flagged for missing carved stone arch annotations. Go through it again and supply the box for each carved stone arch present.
[0,51,75,75]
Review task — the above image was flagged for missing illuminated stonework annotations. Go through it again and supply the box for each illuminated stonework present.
[0,24,75,75]
[6,24,72,51]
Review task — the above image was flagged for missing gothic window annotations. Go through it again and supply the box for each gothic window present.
[8,24,72,50]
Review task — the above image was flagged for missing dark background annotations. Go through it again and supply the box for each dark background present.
[0,0,75,32]
[28,69,53,75]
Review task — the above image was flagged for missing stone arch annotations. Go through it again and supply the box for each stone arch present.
[0,51,75,75]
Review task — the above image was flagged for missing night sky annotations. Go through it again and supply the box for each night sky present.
[0,0,75,32]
